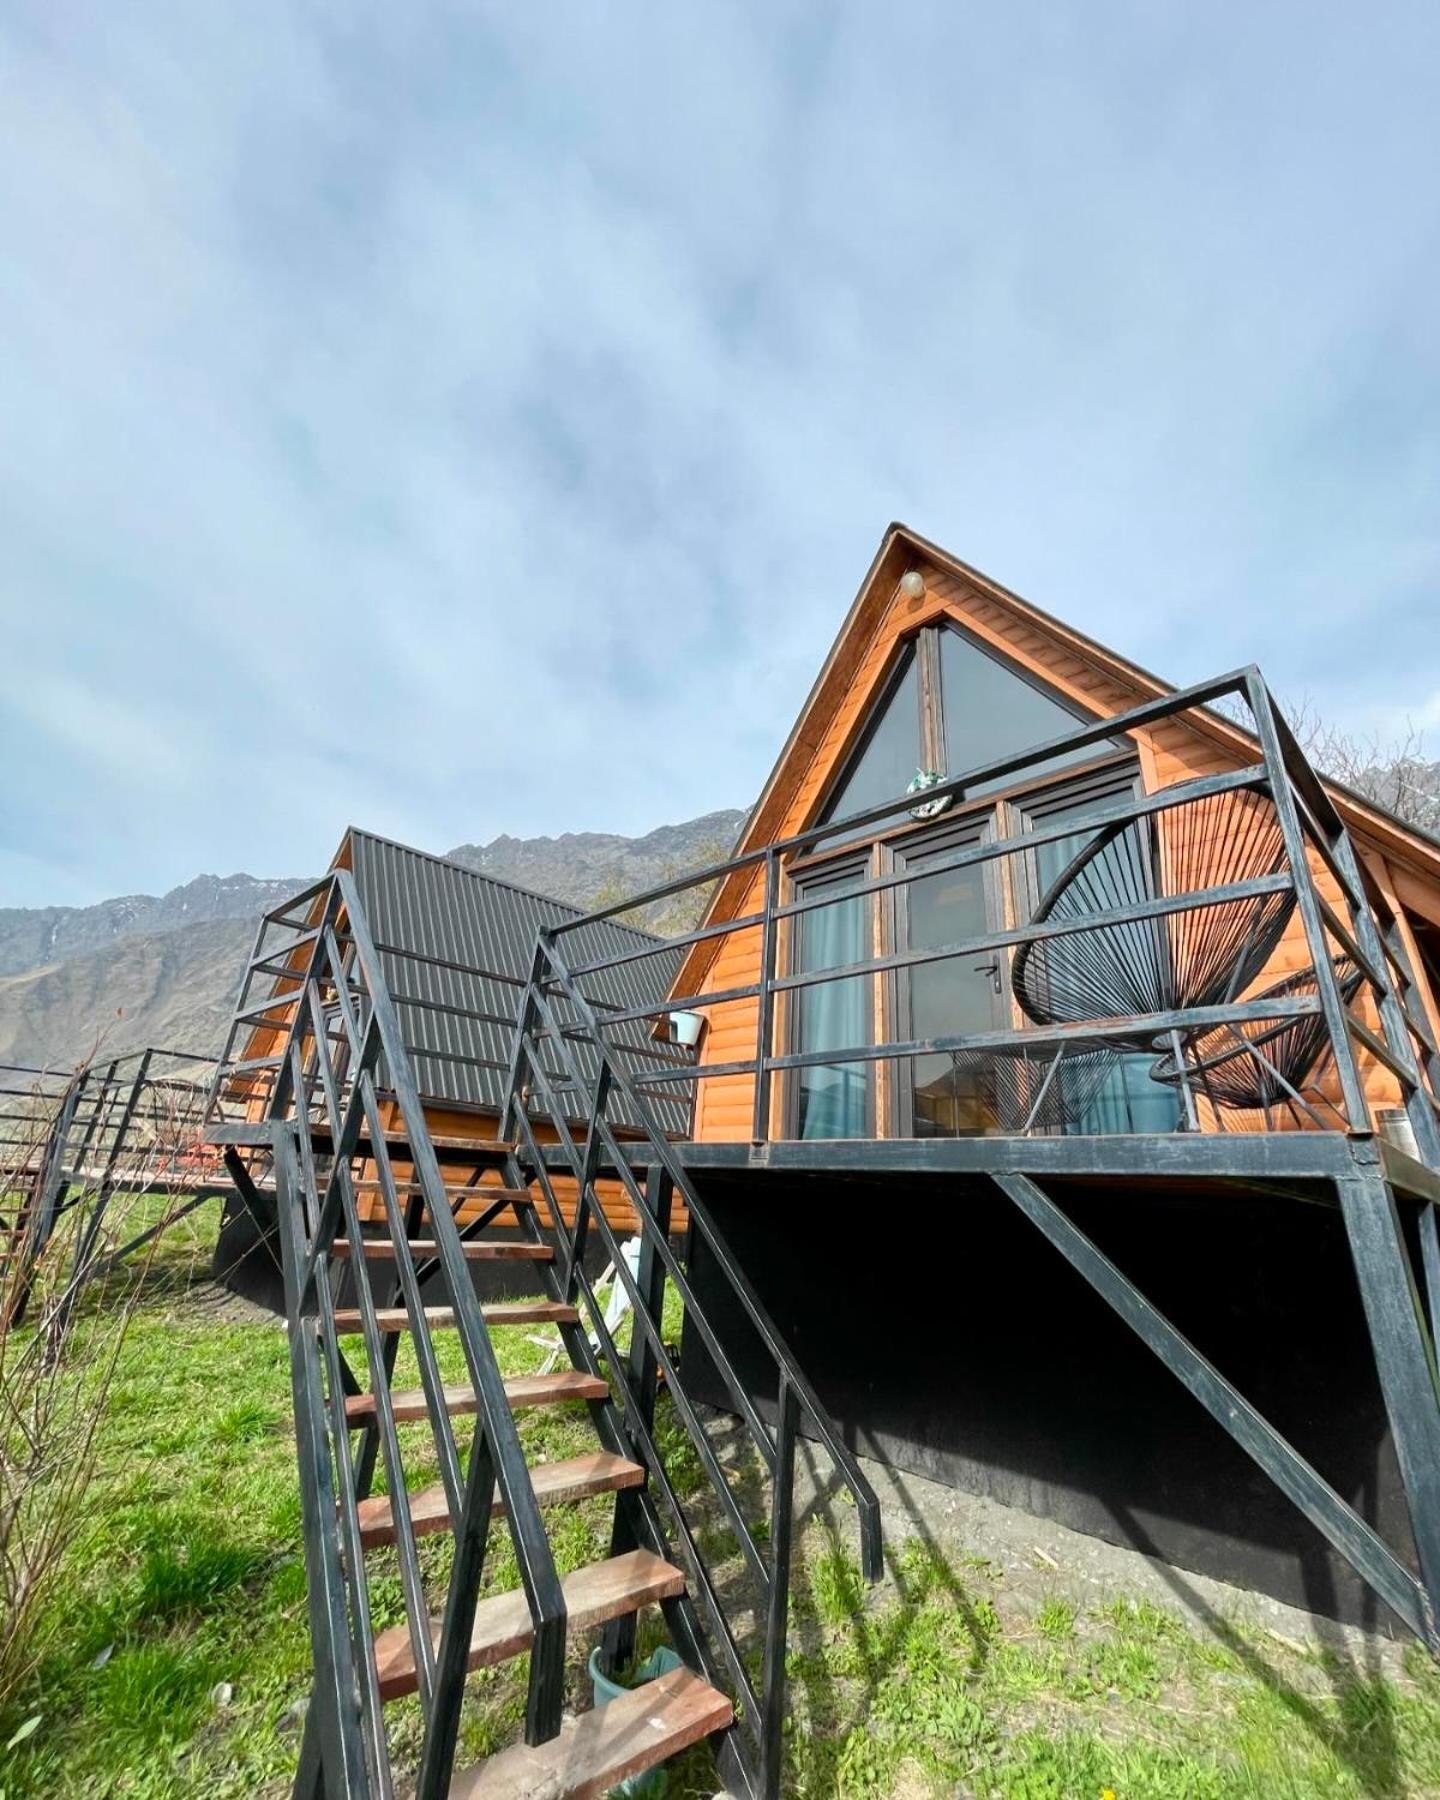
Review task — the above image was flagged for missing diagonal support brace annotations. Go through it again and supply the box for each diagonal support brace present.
[992,1169,1437,1649]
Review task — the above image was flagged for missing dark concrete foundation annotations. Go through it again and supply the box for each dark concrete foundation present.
[680,1166,1422,1632]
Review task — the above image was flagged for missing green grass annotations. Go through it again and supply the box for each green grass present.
[7,1217,1440,1796]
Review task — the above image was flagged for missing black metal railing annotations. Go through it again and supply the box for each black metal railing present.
[211,863,884,1797]
[503,932,883,1799]
[522,667,1440,1167]
[0,1061,72,1176]
[257,869,575,1797]
[2,1048,225,1332]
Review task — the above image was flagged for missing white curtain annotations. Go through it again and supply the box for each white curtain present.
[797,893,869,1138]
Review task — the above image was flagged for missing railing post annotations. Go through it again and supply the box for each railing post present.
[271,1119,373,1800]
[601,1160,674,1676]
[1244,674,1372,1132]
[630,1163,673,1433]
[500,936,547,1146]
[417,1428,498,1800]
[759,1375,800,1800]
[97,1050,154,1192]
[1337,1152,1440,1640]
[752,849,780,1145]
[566,1060,612,1299]
[1264,686,1440,1168]
[5,1070,87,1330]
[70,1061,115,1174]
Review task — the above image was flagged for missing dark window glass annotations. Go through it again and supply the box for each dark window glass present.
[817,650,923,841]
[900,832,1002,1137]
[940,629,1109,795]
[792,868,872,1139]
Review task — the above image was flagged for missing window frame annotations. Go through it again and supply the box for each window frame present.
[885,810,1006,1138]
[1006,759,1180,1137]
[1005,759,1149,924]
[781,620,1163,1139]
[783,851,879,1142]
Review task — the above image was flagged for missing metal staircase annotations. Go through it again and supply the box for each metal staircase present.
[219,866,880,1799]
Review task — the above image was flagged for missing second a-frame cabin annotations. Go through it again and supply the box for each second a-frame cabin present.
[204,524,1440,1798]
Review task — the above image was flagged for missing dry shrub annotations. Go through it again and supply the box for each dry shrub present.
[0,1062,217,1713]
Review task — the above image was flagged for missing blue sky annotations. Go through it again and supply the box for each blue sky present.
[2,4,1438,908]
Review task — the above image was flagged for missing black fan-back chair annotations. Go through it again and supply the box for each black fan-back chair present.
[1012,786,1297,1047]
[1149,955,1363,1120]
[912,1041,1124,1136]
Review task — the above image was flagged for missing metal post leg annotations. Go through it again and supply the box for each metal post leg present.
[1336,1156,1440,1631]
[602,1164,673,1675]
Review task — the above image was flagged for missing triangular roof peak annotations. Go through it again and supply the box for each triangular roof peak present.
[738,522,1440,877]
[677,525,1440,999]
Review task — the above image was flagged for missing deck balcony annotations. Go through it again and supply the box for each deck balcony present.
[515,666,1440,1184]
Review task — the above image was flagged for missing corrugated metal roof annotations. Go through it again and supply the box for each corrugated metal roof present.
[345,829,688,1131]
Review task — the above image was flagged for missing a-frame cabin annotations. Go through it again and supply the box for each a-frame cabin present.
[677,523,1440,1144]
[618,523,1440,1630]
[207,526,1440,1799]
[211,827,693,1307]
[653,524,1440,1624]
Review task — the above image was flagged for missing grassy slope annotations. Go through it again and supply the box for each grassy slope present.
[5,1216,1440,1797]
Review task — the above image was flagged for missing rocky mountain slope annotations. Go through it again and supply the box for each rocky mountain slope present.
[0,917,259,1070]
[0,809,748,1070]
[0,873,306,980]
[447,809,746,907]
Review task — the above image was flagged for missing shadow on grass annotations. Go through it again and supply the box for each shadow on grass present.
[780,1433,997,1767]
[1109,1496,1406,1797]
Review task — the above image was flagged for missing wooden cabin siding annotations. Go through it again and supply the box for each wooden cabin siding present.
[351,1097,690,1238]
[688,555,1435,1142]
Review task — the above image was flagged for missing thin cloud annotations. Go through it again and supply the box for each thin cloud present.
[1,2,1437,906]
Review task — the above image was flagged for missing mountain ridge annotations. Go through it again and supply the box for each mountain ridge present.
[0,809,749,1069]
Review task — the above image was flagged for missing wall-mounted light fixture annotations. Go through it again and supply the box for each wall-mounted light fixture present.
[668,1009,706,1049]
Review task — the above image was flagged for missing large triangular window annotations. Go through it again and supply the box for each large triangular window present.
[938,627,1113,794]
[817,623,1125,840]
[817,647,924,838]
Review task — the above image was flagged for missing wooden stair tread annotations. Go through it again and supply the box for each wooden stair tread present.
[355,1451,644,1548]
[372,1549,684,1702]
[447,1663,733,1799]
[308,1127,515,1157]
[349,1181,532,1203]
[345,1369,607,1425]
[331,1239,552,1262]
[332,1300,576,1334]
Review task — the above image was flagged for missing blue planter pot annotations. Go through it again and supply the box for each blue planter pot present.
[586,1645,684,1796]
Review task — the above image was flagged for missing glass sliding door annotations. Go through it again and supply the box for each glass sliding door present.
[791,863,873,1138]
[894,823,1006,1135]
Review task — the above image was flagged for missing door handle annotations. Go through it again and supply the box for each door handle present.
[972,961,1003,995]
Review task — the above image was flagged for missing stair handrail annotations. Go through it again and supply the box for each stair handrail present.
[503,927,881,1793]
[266,871,570,1795]
[531,929,882,1564]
